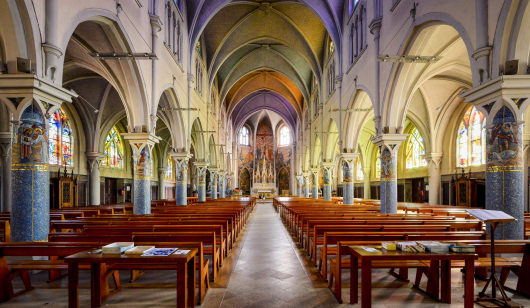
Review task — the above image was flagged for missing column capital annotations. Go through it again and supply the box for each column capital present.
[121,132,161,155]
[86,151,103,161]
[158,166,167,173]
[460,75,530,120]
[372,134,408,154]
[86,152,103,172]
[169,151,192,162]
[425,152,443,168]
[0,132,11,158]
[0,75,76,121]
[341,152,359,165]
[194,161,209,170]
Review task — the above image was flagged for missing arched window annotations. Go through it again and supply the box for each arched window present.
[103,126,124,168]
[239,126,250,146]
[405,127,427,169]
[49,108,74,166]
[375,149,381,179]
[456,106,485,167]
[166,157,174,180]
[278,126,290,146]
[355,156,363,181]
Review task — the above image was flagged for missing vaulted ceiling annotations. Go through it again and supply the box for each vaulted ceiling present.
[190,0,344,129]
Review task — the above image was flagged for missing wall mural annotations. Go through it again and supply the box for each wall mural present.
[487,106,522,168]
[13,104,48,165]
[135,147,151,178]
[239,168,251,193]
[380,147,395,181]
[276,146,291,193]
[238,138,254,193]
[343,161,353,183]
[254,118,274,184]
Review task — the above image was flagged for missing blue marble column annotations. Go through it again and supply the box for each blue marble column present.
[323,167,332,201]
[133,147,151,214]
[175,159,188,205]
[342,160,354,205]
[486,106,524,239]
[11,104,50,241]
[211,172,218,200]
[296,175,303,197]
[197,167,207,202]
[303,174,310,198]
[226,176,232,197]
[219,174,226,198]
[311,171,319,199]
[380,147,398,214]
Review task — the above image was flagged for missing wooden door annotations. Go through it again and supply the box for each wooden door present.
[105,178,117,204]
[59,179,74,208]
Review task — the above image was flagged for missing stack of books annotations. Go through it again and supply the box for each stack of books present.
[416,241,451,253]
[102,242,135,254]
[396,241,426,253]
[124,246,155,255]
[449,244,475,253]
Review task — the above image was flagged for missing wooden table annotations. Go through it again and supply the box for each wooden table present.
[65,248,197,308]
[346,245,477,308]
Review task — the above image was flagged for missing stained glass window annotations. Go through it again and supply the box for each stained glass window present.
[329,40,335,55]
[355,156,364,181]
[375,149,381,179]
[49,108,73,166]
[166,157,174,180]
[239,126,250,146]
[196,41,201,54]
[279,126,290,146]
[405,127,427,169]
[103,126,124,168]
[456,106,485,167]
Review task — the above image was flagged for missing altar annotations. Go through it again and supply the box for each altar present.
[252,183,276,199]
[252,157,276,198]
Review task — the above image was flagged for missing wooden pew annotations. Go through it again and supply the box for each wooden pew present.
[0,242,120,302]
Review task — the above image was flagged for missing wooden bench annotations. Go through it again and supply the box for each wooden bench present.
[0,242,120,302]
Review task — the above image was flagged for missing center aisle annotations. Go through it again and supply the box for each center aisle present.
[203,200,337,307]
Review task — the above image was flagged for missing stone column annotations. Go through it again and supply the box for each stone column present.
[472,0,491,83]
[226,174,232,197]
[461,75,530,238]
[86,152,102,206]
[219,172,226,198]
[210,169,218,200]
[158,167,166,200]
[311,169,319,199]
[303,172,310,198]
[11,105,50,241]
[372,134,407,214]
[363,167,371,199]
[296,175,303,197]
[0,132,12,213]
[171,152,191,206]
[122,133,160,214]
[485,106,525,239]
[426,153,443,205]
[195,162,208,202]
[341,153,357,205]
[43,0,63,82]
[322,164,333,201]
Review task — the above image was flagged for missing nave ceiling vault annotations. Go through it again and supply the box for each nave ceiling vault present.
[195,0,339,129]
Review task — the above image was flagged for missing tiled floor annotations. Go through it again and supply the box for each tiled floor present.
[3,201,530,307]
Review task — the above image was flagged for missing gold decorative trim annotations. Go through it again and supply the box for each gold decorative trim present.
[486,165,524,173]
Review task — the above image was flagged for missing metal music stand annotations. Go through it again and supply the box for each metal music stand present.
[466,209,522,307]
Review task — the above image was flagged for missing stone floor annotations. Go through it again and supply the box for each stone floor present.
[3,200,530,307]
